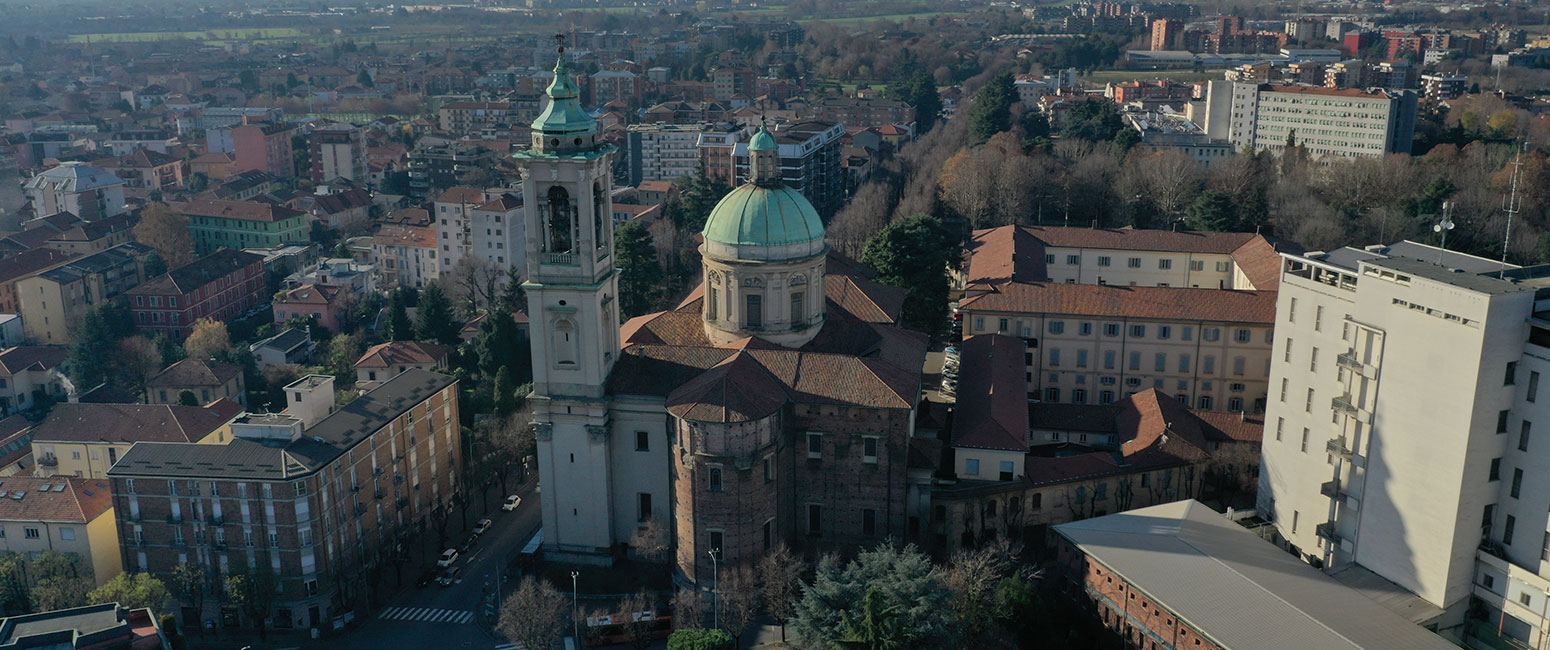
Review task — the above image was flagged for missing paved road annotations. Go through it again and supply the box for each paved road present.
[335,477,542,650]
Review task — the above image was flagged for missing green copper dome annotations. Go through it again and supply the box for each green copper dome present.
[530,54,595,137]
[702,184,824,249]
[749,126,778,152]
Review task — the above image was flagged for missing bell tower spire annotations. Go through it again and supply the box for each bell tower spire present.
[513,34,622,563]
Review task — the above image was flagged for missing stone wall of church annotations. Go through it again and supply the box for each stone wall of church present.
[673,414,783,586]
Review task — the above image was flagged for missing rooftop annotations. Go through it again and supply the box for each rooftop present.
[0,476,112,524]
[1055,500,1459,650]
[26,400,242,445]
[109,369,456,480]
[147,358,243,389]
[958,282,1277,324]
[126,249,263,296]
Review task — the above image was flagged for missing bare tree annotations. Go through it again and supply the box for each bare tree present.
[670,587,705,631]
[629,517,670,563]
[757,543,803,641]
[618,589,658,650]
[448,256,504,317]
[134,202,196,268]
[497,576,568,650]
[720,564,762,647]
[942,539,1017,642]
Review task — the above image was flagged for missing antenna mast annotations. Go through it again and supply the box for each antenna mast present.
[1500,143,1526,278]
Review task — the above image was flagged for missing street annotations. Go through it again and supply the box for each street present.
[334,476,542,650]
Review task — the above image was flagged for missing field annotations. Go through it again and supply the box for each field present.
[65,27,305,43]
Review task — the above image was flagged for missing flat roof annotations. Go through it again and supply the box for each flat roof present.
[1055,500,1459,650]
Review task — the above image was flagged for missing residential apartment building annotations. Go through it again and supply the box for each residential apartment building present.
[16,243,156,344]
[23,162,127,221]
[370,225,439,290]
[626,123,722,186]
[437,101,523,135]
[309,123,367,184]
[710,67,755,102]
[107,370,462,634]
[125,250,267,338]
[174,199,308,256]
[0,347,68,417]
[353,341,449,391]
[230,123,295,178]
[1421,73,1468,101]
[405,143,497,199]
[1258,242,1550,645]
[0,477,122,586]
[697,128,742,187]
[1204,82,1419,158]
[146,359,246,407]
[730,121,845,218]
[807,97,914,129]
[97,150,187,193]
[176,107,284,135]
[431,187,522,288]
[0,248,76,314]
[1053,501,1460,650]
[30,401,243,480]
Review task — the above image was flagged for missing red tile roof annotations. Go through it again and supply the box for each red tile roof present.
[355,341,449,369]
[373,224,437,248]
[171,199,304,223]
[951,335,1029,452]
[0,476,113,523]
[666,352,791,423]
[275,283,344,306]
[964,225,1302,289]
[958,282,1276,324]
[147,358,243,388]
[435,186,486,204]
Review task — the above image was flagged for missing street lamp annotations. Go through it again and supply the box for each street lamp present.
[708,548,721,631]
[570,570,579,643]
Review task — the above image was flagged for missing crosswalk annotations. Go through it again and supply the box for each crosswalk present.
[493,645,518,650]
[377,606,475,624]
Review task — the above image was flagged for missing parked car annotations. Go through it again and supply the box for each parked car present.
[460,534,480,553]
[502,495,522,511]
[416,569,438,588]
[437,548,458,568]
[437,566,462,587]
[473,518,493,535]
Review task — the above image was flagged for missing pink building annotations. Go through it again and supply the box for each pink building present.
[273,283,348,332]
[231,122,295,178]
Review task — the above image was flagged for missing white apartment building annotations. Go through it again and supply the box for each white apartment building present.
[626,123,726,186]
[22,162,127,221]
[1203,82,1418,158]
[1258,240,1550,646]
[432,187,523,301]
[371,224,439,289]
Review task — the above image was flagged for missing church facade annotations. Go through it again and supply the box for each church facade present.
[516,49,933,586]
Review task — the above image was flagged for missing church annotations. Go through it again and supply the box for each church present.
[514,48,932,586]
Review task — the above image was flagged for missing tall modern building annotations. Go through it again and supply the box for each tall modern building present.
[1204,82,1418,158]
[309,123,367,184]
[1259,241,1550,645]
[519,49,929,588]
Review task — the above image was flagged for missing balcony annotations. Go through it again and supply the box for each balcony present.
[36,455,57,467]
[393,474,404,486]
[1331,394,1360,416]
[1315,522,1341,544]
[1319,479,1347,500]
[542,252,577,266]
[1326,436,1354,459]
[212,541,227,551]
[374,490,384,500]
[396,497,409,510]
[1335,351,1371,375]
[166,515,183,524]
[353,503,366,517]
[373,467,384,476]
[209,517,224,526]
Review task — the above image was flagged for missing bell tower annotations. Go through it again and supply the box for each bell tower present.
[515,36,620,562]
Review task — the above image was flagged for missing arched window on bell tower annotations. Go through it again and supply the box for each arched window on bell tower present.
[593,182,607,251]
[546,186,574,253]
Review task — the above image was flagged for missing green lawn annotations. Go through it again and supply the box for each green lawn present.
[65,27,305,43]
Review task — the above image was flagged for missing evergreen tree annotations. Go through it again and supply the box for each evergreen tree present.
[790,544,955,649]
[1064,97,1124,142]
[861,215,959,343]
[68,303,132,389]
[898,70,942,135]
[497,266,525,314]
[414,283,460,344]
[1186,190,1238,232]
[493,366,517,416]
[968,73,1016,144]
[475,310,524,378]
[387,289,414,341]
[615,221,665,318]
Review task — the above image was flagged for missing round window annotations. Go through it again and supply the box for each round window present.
[550,138,559,147]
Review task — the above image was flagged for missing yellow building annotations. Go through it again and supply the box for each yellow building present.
[14,243,155,344]
[31,401,244,479]
[0,476,122,586]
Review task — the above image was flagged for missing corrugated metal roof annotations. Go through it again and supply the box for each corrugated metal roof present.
[1054,501,1458,650]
